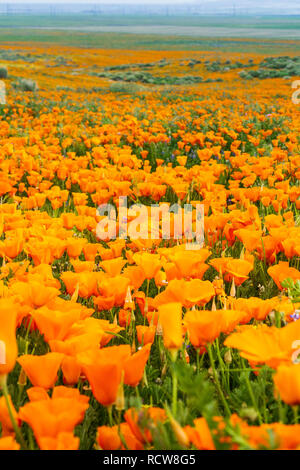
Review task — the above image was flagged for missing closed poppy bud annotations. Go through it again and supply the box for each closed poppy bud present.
[224,349,232,364]
[17,367,27,387]
[168,413,189,447]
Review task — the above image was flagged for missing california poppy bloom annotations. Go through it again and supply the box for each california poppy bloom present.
[17,352,64,389]
[184,417,215,450]
[0,436,20,450]
[32,306,81,343]
[158,302,183,352]
[268,262,300,290]
[97,423,143,450]
[0,395,19,436]
[77,345,131,406]
[38,432,80,451]
[273,364,300,405]
[224,320,300,369]
[132,252,162,280]
[19,395,89,447]
[136,325,156,345]
[0,298,19,379]
[123,344,151,387]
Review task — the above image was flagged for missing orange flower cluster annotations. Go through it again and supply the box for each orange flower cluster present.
[0,42,299,450]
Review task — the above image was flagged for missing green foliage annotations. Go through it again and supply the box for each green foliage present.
[282,278,300,303]
[0,65,8,79]
[240,56,300,80]
[109,81,143,94]
[174,360,217,420]
[12,78,38,92]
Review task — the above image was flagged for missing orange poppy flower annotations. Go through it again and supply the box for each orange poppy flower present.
[232,297,274,322]
[9,281,60,309]
[123,344,151,387]
[0,298,19,378]
[170,248,210,279]
[96,425,123,450]
[97,423,143,450]
[0,394,19,436]
[223,259,253,286]
[32,306,81,343]
[95,275,131,308]
[184,309,221,347]
[77,345,131,406]
[100,257,127,277]
[122,265,146,290]
[184,417,215,450]
[224,320,300,369]
[158,302,183,352]
[273,364,300,405]
[38,432,80,450]
[136,325,156,345]
[27,387,50,402]
[268,262,300,290]
[19,396,88,447]
[18,352,64,389]
[0,436,20,450]
[153,279,215,309]
[132,252,162,280]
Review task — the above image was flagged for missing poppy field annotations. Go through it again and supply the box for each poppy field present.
[0,40,300,451]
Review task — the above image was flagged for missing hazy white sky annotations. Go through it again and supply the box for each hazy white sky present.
[0,0,207,3]
[2,0,298,7]
[3,0,298,4]
[4,0,184,2]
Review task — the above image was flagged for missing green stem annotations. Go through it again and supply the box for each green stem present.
[0,375,27,449]
[172,366,178,417]
[144,279,150,325]
[207,344,231,417]
[24,316,33,353]
[278,399,285,424]
[16,384,24,409]
[275,310,281,328]
[215,338,227,391]
[196,349,200,372]
[107,405,113,426]
[293,405,298,424]
[242,359,263,425]
[170,350,178,417]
